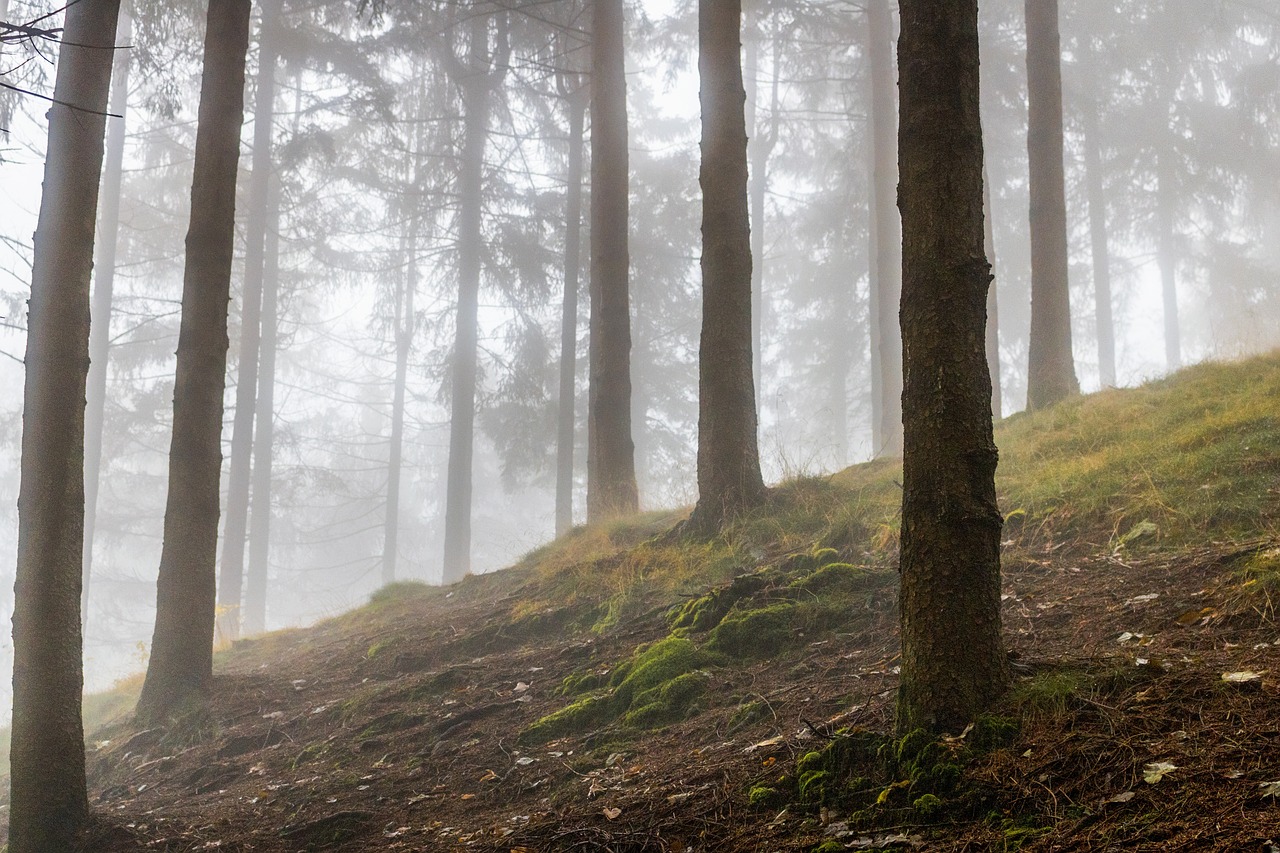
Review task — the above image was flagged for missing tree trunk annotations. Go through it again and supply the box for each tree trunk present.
[1024,0,1078,411]
[244,177,281,636]
[896,0,1009,734]
[385,218,415,583]
[442,12,500,583]
[867,0,903,456]
[10,2,120,850]
[983,165,1002,418]
[1157,150,1181,371]
[138,0,251,721]
[1082,96,1116,387]
[586,0,639,523]
[556,84,587,537]
[686,0,766,535]
[218,0,281,642]
[83,7,133,633]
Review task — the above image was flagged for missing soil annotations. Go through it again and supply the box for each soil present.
[27,536,1280,851]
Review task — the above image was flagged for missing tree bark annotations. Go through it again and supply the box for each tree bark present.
[83,7,133,633]
[983,165,1002,418]
[586,0,639,523]
[218,0,281,642]
[896,0,1009,734]
[138,0,251,721]
[244,177,281,636]
[556,82,587,537]
[1024,0,1079,411]
[686,0,766,534]
[1081,96,1116,387]
[10,2,120,849]
[1157,150,1181,371]
[867,0,903,456]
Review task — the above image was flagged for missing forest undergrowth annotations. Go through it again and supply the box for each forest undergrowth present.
[8,353,1280,851]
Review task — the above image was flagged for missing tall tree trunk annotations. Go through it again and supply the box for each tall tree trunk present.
[10,3,120,850]
[218,0,281,642]
[83,7,133,632]
[686,0,766,534]
[586,0,639,522]
[244,177,281,636]
[556,84,587,537]
[443,11,502,583]
[384,220,415,583]
[138,0,251,720]
[867,0,903,456]
[0,0,12,136]
[983,165,1002,418]
[1157,150,1181,371]
[1082,97,1116,387]
[896,0,1009,734]
[1024,0,1078,411]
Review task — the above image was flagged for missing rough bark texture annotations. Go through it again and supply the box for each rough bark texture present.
[686,0,766,535]
[586,0,639,523]
[10,2,121,849]
[896,0,1010,735]
[983,165,1002,418]
[83,8,133,632]
[218,0,281,642]
[1157,150,1181,371]
[138,0,251,721]
[244,178,281,636]
[1082,96,1116,387]
[556,82,587,537]
[868,0,903,456]
[1024,0,1079,411]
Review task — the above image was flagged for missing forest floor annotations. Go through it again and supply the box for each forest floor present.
[15,355,1280,852]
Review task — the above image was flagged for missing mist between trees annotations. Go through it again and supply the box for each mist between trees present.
[0,0,1276,718]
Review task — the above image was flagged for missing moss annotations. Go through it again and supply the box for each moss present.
[969,715,1020,752]
[667,573,770,632]
[1009,670,1086,717]
[811,841,845,853]
[706,602,803,658]
[789,562,892,598]
[748,785,781,807]
[367,581,432,607]
[913,793,944,817]
[727,699,770,732]
[557,670,606,697]
[621,671,710,728]
[610,636,711,706]
[519,694,615,746]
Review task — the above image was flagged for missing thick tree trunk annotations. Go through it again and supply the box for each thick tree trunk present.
[244,178,281,636]
[556,86,587,537]
[896,0,1009,734]
[686,0,766,535]
[867,0,903,456]
[442,12,497,583]
[1157,150,1181,371]
[218,0,281,642]
[83,8,133,632]
[1024,0,1078,411]
[1082,98,1116,387]
[138,0,251,721]
[983,166,1002,418]
[10,3,120,850]
[384,222,415,583]
[586,0,639,523]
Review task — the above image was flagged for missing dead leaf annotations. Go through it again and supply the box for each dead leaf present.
[1260,781,1280,798]
[1143,762,1178,784]
[478,769,498,782]
[1106,791,1136,803]
[459,793,476,800]
[1222,670,1265,683]
[602,807,622,820]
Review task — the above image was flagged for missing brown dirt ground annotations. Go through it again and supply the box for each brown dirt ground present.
[28,537,1280,851]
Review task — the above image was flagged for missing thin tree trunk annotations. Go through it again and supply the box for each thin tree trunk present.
[83,7,133,632]
[686,0,766,534]
[1157,150,1181,371]
[138,0,251,720]
[218,0,281,642]
[384,221,415,583]
[586,0,639,523]
[244,177,281,636]
[0,0,13,135]
[896,0,1009,734]
[983,165,1002,418]
[1082,97,1116,387]
[867,0,903,456]
[556,85,587,537]
[10,2,120,849]
[1024,0,1079,410]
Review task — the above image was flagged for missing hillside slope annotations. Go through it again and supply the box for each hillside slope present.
[23,355,1280,850]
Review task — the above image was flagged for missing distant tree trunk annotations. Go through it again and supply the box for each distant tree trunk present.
[138,0,251,720]
[218,0,281,642]
[686,0,766,534]
[9,2,120,850]
[586,0,639,523]
[0,0,13,135]
[556,82,587,537]
[1156,150,1181,371]
[744,1,776,409]
[244,177,281,636]
[1082,98,1116,387]
[867,0,903,456]
[443,10,507,583]
[983,166,1002,418]
[896,0,1009,734]
[384,219,415,583]
[83,8,133,633]
[1023,0,1078,411]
